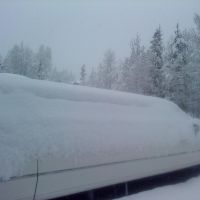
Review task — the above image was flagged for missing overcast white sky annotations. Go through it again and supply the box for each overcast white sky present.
[0,0,200,76]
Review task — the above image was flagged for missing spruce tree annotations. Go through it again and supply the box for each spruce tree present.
[168,24,189,110]
[149,26,164,97]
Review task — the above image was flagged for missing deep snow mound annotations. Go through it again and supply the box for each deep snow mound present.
[0,73,199,180]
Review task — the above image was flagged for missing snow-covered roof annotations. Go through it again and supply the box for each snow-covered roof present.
[0,73,199,180]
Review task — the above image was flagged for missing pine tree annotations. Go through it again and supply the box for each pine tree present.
[149,26,164,97]
[167,24,189,110]
[182,14,200,117]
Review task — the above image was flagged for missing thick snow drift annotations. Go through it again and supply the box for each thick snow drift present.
[0,73,199,180]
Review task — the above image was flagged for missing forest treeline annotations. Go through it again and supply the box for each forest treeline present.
[86,14,200,117]
[0,14,200,117]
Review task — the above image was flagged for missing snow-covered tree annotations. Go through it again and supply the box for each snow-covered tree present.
[120,57,132,91]
[35,45,52,80]
[149,26,165,97]
[80,64,86,85]
[167,24,190,110]
[88,68,98,87]
[181,14,200,117]
[97,49,116,89]
[120,36,151,94]
[194,13,200,34]
[3,43,34,76]
[2,43,53,80]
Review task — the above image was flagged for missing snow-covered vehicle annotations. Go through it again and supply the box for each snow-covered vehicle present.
[0,73,200,200]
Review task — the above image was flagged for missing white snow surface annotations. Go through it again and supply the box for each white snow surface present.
[117,176,200,200]
[0,73,200,180]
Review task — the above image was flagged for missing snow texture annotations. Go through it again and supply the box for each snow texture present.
[0,73,200,180]
[118,176,200,200]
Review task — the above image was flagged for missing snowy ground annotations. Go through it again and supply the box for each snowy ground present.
[117,175,200,200]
